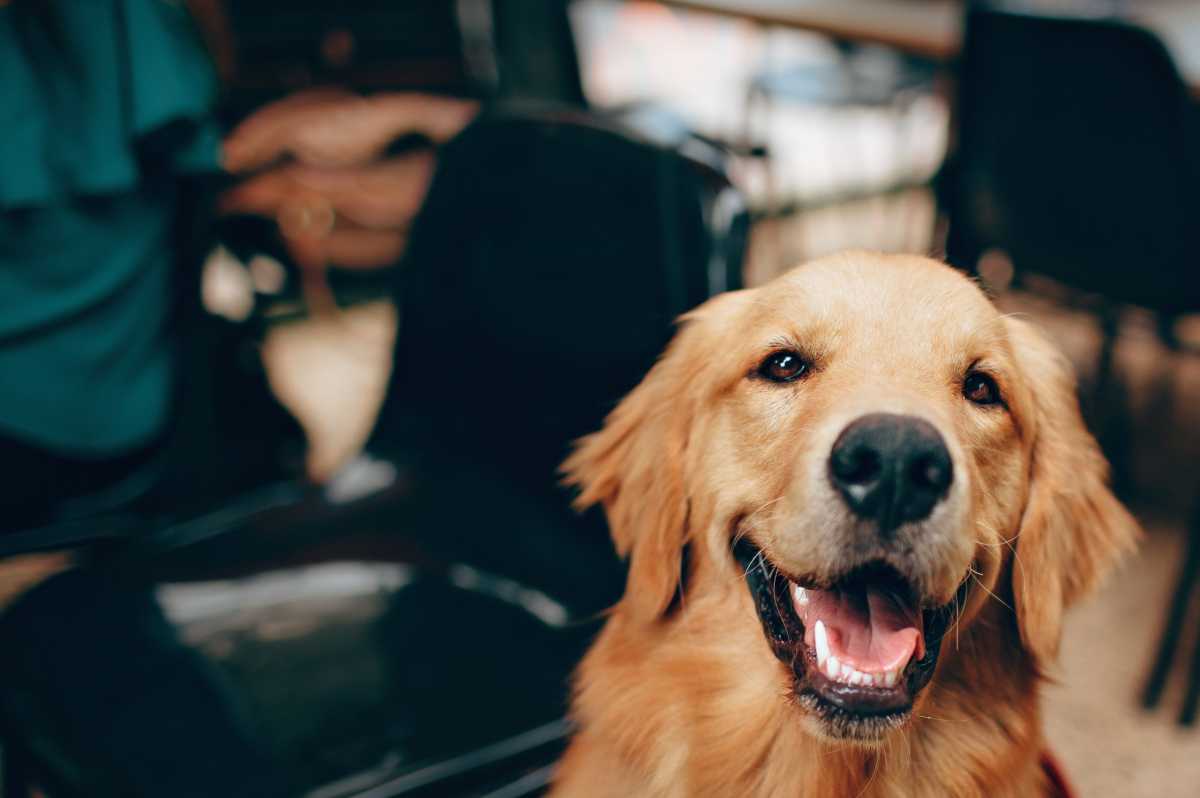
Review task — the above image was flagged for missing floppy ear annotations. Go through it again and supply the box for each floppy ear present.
[1005,318,1141,663]
[561,299,727,622]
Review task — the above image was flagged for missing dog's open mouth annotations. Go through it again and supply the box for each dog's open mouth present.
[733,538,967,739]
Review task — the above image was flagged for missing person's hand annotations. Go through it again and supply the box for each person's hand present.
[219,153,435,270]
[219,90,478,272]
[222,88,477,172]
[0,552,72,612]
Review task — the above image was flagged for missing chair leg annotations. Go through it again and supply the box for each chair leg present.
[1089,307,1134,498]
[1142,503,1200,710]
[1093,307,1120,394]
[1179,614,1200,725]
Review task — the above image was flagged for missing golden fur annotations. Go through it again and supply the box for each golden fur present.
[552,253,1139,797]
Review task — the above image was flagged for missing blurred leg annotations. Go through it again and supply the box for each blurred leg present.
[1142,500,1200,711]
[1179,608,1200,725]
[0,567,291,797]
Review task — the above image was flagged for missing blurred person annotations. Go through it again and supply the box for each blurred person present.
[0,1,475,794]
[218,86,476,323]
[0,2,294,791]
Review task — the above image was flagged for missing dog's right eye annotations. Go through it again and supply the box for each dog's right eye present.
[758,351,810,383]
[963,370,1002,406]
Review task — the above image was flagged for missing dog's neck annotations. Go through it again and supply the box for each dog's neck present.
[559,583,1050,798]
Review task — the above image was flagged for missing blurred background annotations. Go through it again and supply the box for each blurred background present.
[2,0,1200,796]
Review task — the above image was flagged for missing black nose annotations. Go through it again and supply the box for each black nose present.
[828,413,953,531]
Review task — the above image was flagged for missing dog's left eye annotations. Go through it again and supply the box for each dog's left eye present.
[758,351,810,383]
[963,371,1001,406]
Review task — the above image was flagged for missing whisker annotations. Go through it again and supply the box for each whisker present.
[742,549,767,581]
[764,561,792,643]
[969,572,1013,612]
[855,748,880,798]
[954,580,962,651]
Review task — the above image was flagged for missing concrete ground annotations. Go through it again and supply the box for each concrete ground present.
[1048,524,1199,798]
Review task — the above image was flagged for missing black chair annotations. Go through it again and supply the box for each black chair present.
[367,107,747,611]
[939,1,1200,724]
[943,1,1200,307]
[0,108,749,796]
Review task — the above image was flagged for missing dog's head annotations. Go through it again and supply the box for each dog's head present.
[564,252,1138,743]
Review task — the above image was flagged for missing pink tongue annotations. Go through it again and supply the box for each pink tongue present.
[801,584,924,672]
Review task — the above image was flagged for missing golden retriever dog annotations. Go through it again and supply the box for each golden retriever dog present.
[553,252,1139,797]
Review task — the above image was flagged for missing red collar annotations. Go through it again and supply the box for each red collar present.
[1040,750,1075,798]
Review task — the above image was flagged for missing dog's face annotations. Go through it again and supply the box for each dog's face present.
[565,253,1138,744]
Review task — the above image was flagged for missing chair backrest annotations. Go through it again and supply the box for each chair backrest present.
[375,109,748,487]
[945,1,1200,312]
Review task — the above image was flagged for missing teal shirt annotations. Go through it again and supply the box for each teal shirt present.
[0,0,222,455]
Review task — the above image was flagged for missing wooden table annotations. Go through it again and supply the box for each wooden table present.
[1135,3,1200,96]
[661,0,1200,94]
[662,0,962,61]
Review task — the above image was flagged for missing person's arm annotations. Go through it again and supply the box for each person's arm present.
[219,91,477,270]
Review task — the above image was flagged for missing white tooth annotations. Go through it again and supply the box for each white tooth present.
[814,620,830,666]
[864,673,877,687]
[794,585,809,607]
[849,670,863,686]
[883,669,898,687]
[826,655,841,681]
[841,663,854,682]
